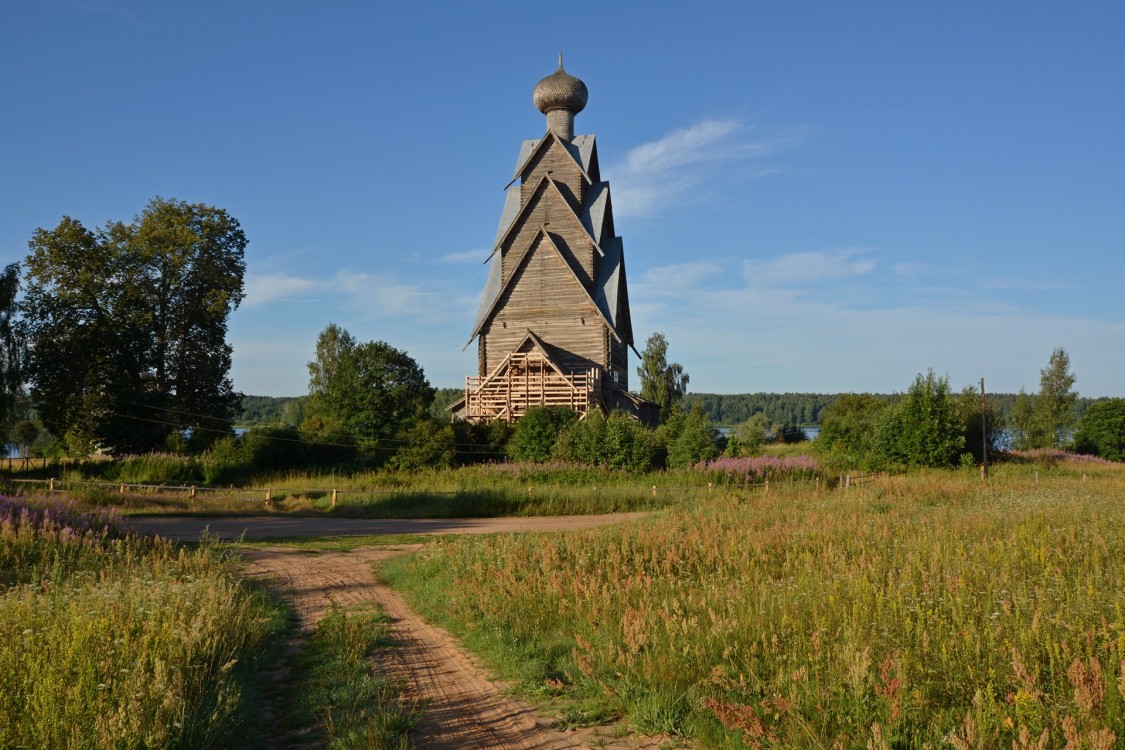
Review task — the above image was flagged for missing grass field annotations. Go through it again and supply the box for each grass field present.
[382,462,1125,748]
[4,461,739,518]
[0,496,287,749]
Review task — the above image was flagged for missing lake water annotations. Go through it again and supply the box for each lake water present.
[717,426,821,440]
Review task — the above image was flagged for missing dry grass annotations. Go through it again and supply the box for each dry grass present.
[382,461,1125,748]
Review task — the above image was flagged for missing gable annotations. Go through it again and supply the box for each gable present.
[468,228,620,346]
[495,233,602,324]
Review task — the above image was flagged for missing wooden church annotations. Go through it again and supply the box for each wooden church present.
[452,59,657,425]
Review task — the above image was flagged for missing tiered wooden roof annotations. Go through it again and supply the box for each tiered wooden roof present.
[457,61,654,425]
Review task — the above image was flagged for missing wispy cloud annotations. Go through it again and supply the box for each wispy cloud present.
[742,248,875,287]
[640,261,723,291]
[244,269,437,318]
[440,248,490,264]
[244,273,321,306]
[609,118,806,218]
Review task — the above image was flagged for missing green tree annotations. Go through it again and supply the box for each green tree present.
[552,410,656,472]
[1035,347,1078,448]
[21,199,246,454]
[1009,387,1046,450]
[0,264,21,435]
[307,323,356,412]
[1073,399,1125,461]
[303,325,434,449]
[729,413,770,456]
[636,332,689,423]
[814,393,890,469]
[12,420,38,458]
[662,405,718,468]
[509,406,577,462]
[391,418,456,471]
[876,371,964,468]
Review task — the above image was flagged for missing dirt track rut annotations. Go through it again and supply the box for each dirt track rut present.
[232,534,670,748]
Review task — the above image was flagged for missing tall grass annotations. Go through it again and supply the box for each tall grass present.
[382,465,1125,748]
[0,496,286,749]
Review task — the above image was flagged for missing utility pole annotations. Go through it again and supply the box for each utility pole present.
[980,377,989,480]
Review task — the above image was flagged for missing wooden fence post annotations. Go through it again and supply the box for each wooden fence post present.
[331,489,338,508]
[265,488,271,502]
[49,478,55,495]
[1035,471,1039,485]
[708,482,712,494]
[845,473,851,490]
[651,485,657,497]
[765,479,769,495]
[119,484,125,495]
[190,485,197,500]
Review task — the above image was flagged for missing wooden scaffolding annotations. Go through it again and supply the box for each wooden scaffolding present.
[464,350,600,423]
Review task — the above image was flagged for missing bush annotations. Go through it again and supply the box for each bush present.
[1073,398,1125,461]
[391,418,456,471]
[553,411,658,472]
[876,371,964,468]
[814,394,890,470]
[662,406,719,469]
[509,407,578,463]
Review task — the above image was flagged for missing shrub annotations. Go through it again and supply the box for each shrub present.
[876,371,964,468]
[814,393,890,470]
[391,417,456,471]
[509,406,578,462]
[553,411,657,472]
[1073,398,1125,462]
[662,406,719,469]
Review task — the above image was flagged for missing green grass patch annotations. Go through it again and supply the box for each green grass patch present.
[291,606,424,749]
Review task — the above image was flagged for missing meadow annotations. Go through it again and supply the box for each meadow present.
[382,461,1125,749]
[0,496,287,749]
[2,457,822,518]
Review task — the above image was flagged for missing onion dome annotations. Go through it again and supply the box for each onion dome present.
[533,55,588,115]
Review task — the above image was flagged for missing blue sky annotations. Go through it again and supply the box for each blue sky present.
[3,1,1123,397]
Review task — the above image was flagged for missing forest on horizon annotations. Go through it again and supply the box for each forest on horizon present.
[239,390,1110,430]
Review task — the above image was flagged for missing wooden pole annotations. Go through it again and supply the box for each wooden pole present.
[331,488,338,508]
[980,377,989,480]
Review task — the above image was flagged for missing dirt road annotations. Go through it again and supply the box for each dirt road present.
[124,512,651,542]
[135,514,669,749]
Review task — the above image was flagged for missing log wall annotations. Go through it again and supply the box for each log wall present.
[483,237,607,375]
